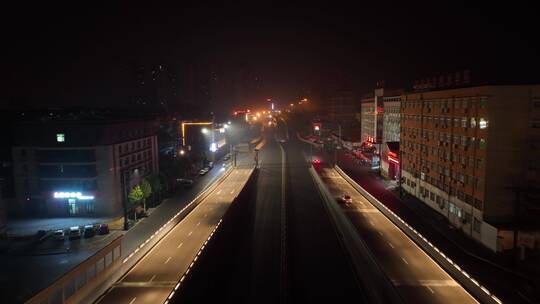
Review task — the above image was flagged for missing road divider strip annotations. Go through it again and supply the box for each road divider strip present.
[335,165,503,304]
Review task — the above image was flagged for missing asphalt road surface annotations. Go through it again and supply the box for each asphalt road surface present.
[281,131,364,302]
[96,167,253,304]
[319,167,478,304]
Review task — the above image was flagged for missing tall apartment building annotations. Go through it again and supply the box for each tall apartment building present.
[11,114,159,218]
[327,90,358,124]
[400,85,540,251]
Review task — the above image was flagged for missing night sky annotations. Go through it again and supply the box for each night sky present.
[1,2,539,112]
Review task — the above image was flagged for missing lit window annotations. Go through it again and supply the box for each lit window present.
[479,118,488,129]
[470,117,476,128]
[56,133,65,142]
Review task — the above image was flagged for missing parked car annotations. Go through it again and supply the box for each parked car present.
[207,161,214,168]
[83,225,95,238]
[199,168,208,175]
[177,178,194,187]
[53,229,65,241]
[98,224,110,235]
[338,194,353,204]
[68,226,82,240]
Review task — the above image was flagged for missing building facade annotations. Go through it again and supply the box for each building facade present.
[327,90,358,124]
[400,85,540,251]
[380,92,402,179]
[11,118,159,218]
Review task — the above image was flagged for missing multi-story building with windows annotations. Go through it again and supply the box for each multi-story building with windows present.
[380,92,403,179]
[400,84,540,251]
[327,90,358,124]
[11,116,159,217]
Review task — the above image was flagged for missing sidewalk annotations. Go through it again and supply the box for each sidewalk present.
[307,141,539,304]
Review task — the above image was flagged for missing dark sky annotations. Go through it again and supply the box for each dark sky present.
[1,2,539,111]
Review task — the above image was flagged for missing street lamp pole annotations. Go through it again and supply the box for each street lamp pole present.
[121,170,130,230]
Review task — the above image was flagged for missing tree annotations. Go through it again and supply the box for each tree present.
[140,179,152,211]
[128,186,144,220]
[148,175,162,205]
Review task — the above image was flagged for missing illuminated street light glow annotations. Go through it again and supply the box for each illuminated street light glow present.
[179,149,185,155]
[201,128,208,134]
[210,142,217,152]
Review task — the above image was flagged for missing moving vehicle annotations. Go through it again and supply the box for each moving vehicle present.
[83,225,95,238]
[338,194,353,204]
[98,224,110,235]
[53,229,65,241]
[312,159,321,164]
[68,226,82,240]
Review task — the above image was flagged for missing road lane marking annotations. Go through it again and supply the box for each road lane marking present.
[197,222,200,226]
[401,257,409,265]
[177,242,183,248]
[388,242,395,249]
[216,190,222,195]
[129,297,137,304]
[165,257,172,264]
[188,231,193,236]
[149,274,156,282]
[427,286,435,294]
[378,231,383,236]
[204,213,208,217]
[230,189,235,194]
[369,220,375,227]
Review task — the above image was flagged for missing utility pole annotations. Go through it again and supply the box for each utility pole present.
[121,170,130,230]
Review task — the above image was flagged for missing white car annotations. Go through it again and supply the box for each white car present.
[53,229,65,241]
[199,168,209,175]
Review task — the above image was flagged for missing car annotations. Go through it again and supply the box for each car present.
[68,226,82,240]
[53,229,65,241]
[312,159,321,164]
[177,178,194,187]
[207,161,214,168]
[338,194,353,204]
[199,168,209,175]
[98,224,110,235]
[83,225,95,238]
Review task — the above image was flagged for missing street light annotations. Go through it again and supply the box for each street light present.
[201,128,208,134]
[179,149,185,156]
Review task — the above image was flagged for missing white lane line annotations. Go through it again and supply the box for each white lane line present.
[129,297,137,304]
[401,257,409,265]
[149,274,156,282]
[369,220,375,227]
[197,222,201,226]
[165,257,172,264]
[230,189,235,194]
[378,231,383,236]
[177,242,183,248]
[188,231,193,236]
[204,213,208,217]
[388,242,395,249]
[216,190,222,195]
[427,286,435,294]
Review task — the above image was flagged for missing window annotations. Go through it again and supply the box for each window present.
[461,117,468,128]
[56,133,65,142]
[479,138,487,149]
[470,117,476,128]
[479,118,488,129]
